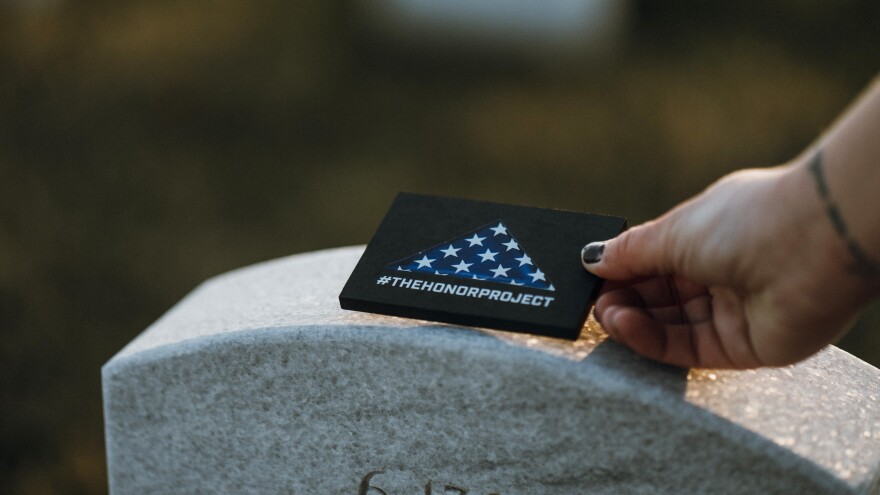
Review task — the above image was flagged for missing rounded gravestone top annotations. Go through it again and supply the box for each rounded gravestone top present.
[103,246,880,494]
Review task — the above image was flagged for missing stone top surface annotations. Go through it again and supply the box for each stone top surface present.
[107,246,880,493]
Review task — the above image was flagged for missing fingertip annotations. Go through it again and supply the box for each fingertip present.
[597,304,620,340]
[583,221,673,281]
[581,242,606,272]
[611,307,667,363]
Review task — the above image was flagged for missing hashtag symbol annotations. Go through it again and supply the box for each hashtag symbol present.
[377,276,391,285]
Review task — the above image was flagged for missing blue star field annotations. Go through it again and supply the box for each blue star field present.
[385,220,555,291]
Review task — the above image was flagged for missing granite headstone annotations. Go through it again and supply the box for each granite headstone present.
[103,246,880,494]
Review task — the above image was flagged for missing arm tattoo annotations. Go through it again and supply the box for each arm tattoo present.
[808,150,879,277]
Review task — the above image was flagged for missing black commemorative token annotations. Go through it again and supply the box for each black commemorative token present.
[339,193,626,340]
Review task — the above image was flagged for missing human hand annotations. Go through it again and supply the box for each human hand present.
[581,161,877,369]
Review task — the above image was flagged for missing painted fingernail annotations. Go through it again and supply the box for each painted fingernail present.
[581,242,605,267]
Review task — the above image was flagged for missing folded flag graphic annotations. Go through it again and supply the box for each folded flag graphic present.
[340,193,627,339]
[386,220,555,291]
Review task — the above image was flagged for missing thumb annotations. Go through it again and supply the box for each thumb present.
[581,220,676,281]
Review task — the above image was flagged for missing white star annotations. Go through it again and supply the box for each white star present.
[472,274,482,280]
[490,264,510,278]
[502,239,519,251]
[435,270,446,276]
[548,284,555,291]
[397,266,411,272]
[452,260,473,273]
[465,234,486,247]
[440,245,460,258]
[528,269,546,283]
[414,255,435,269]
[489,223,508,236]
[515,254,532,266]
[477,249,498,262]
[509,280,523,286]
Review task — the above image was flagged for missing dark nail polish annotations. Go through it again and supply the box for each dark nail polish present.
[581,242,605,266]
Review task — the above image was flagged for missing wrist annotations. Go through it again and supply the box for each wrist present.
[781,155,880,304]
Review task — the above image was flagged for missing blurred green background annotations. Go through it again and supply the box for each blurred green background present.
[1,1,879,493]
